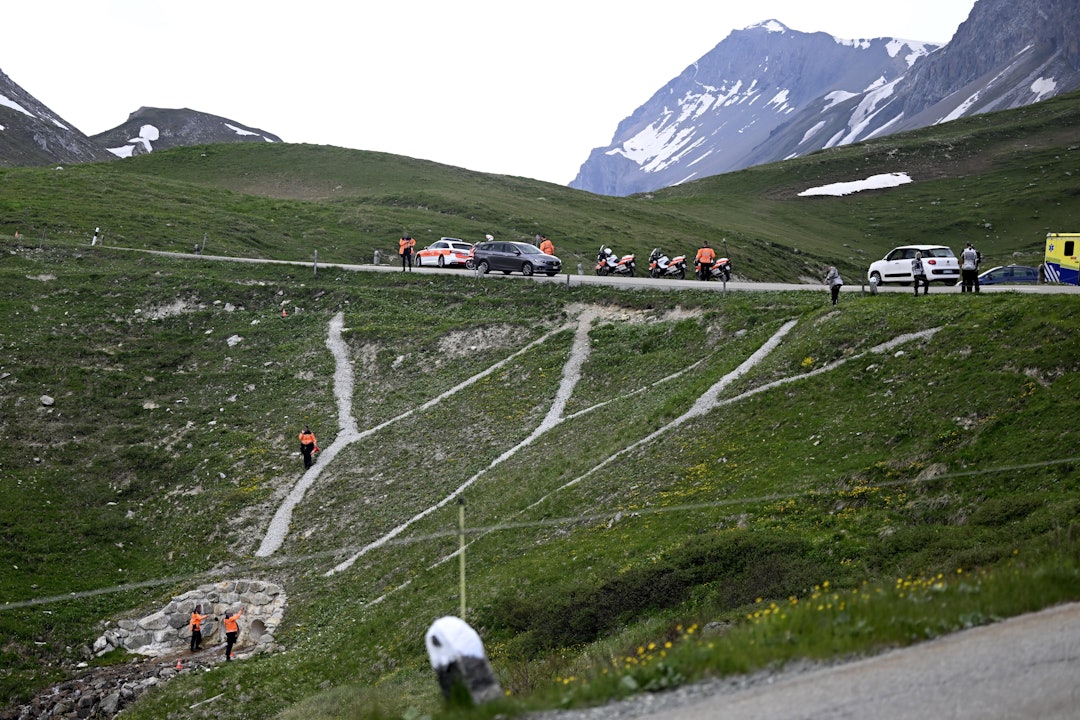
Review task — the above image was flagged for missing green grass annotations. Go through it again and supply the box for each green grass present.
[3,90,1078,284]
[1,91,1079,719]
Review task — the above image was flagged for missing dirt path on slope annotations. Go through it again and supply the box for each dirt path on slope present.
[327,309,598,575]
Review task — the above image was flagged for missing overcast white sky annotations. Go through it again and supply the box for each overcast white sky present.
[4,0,976,185]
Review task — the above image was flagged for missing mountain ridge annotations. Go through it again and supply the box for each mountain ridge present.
[91,106,281,158]
[571,0,1080,196]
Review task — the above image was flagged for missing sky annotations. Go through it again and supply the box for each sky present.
[4,0,977,185]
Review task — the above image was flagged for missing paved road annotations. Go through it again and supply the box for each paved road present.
[639,602,1080,720]
[102,247,1080,295]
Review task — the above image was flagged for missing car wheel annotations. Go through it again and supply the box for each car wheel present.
[465,259,475,270]
[477,260,490,274]
[438,255,445,268]
[545,272,556,277]
[870,271,883,286]
[522,262,534,276]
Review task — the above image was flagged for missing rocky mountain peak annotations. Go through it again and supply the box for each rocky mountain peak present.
[571,0,1080,196]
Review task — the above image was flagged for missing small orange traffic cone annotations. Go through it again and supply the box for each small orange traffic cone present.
[281,308,288,317]
[175,659,183,670]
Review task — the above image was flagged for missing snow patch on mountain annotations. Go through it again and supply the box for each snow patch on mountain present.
[1030,77,1057,102]
[798,172,912,196]
[0,92,35,118]
[108,124,160,157]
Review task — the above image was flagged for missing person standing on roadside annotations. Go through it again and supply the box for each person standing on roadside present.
[911,251,930,296]
[695,240,716,280]
[299,426,318,469]
[960,242,979,292]
[823,265,843,305]
[222,608,243,661]
[189,605,209,652]
[539,235,555,256]
[399,234,416,271]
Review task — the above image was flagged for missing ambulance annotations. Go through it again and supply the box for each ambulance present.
[1043,233,1080,285]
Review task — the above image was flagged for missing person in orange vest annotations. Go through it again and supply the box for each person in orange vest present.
[399,234,416,271]
[539,235,555,256]
[299,427,318,469]
[189,605,209,652]
[222,608,243,661]
[695,240,717,280]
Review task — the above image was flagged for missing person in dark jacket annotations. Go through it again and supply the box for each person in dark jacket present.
[911,251,930,296]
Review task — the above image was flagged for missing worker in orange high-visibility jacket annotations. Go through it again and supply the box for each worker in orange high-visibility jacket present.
[695,240,717,280]
[189,605,209,652]
[399,235,416,271]
[539,235,555,256]
[222,608,243,661]
[299,427,318,469]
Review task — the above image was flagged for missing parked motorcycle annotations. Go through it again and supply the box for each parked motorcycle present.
[595,245,636,276]
[696,256,732,281]
[648,248,687,279]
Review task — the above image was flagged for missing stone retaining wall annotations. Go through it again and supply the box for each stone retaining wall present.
[94,579,287,657]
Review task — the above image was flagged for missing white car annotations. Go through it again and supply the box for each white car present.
[867,245,961,286]
[415,238,473,267]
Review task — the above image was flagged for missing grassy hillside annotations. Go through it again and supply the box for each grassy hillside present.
[1,240,1078,719]
[1,90,1077,284]
[1,92,1079,719]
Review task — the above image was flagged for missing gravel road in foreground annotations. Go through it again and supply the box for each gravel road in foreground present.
[533,602,1080,720]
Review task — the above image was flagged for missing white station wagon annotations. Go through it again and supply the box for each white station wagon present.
[867,245,961,286]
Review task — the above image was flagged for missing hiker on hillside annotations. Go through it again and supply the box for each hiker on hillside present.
[299,427,318,469]
[222,608,243,661]
[911,251,929,296]
[539,235,555,256]
[823,265,843,305]
[399,234,416,271]
[189,605,209,652]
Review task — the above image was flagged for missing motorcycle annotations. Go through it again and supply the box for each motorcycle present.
[696,255,732,281]
[595,245,636,277]
[648,248,687,279]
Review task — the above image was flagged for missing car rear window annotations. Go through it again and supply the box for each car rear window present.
[925,247,956,258]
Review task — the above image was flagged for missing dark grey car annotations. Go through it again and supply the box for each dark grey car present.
[977,265,1039,285]
[472,241,561,277]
